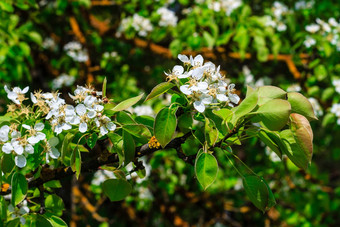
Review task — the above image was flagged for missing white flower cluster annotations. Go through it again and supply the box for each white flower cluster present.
[308,98,323,117]
[157,7,178,27]
[333,79,340,94]
[63,41,89,62]
[294,0,314,10]
[132,105,154,117]
[91,169,115,185]
[118,14,153,37]
[38,86,116,136]
[166,54,240,113]
[242,66,271,88]
[207,0,242,16]
[304,18,340,50]
[42,37,56,50]
[287,83,302,92]
[265,1,289,32]
[0,125,33,168]
[8,200,29,225]
[1,85,116,168]
[52,73,76,90]
[265,146,281,162]
[331,103,340,125]
[103,51,118,59]
[4,85,28,105]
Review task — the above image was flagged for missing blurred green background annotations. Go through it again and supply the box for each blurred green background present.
[0,0,340,226]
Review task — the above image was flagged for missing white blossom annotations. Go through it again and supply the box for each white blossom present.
[331,103,340,125]
[119,14,153,37]
[306,24,320,33]
[4,85,29,104]
[265,146,281,162]
[332,79,340,94]
[157,7,178,27]
[295,0,314,10]
[207,0,242,16]
[304,36,316,48]
[46,137,60,163]
[22,123,46,145]
[170,54,239,112]
[63,41,88,62]
[42,37,56,50]
[287,84,302,92]
[272,1,289,19]
[308,98,323,117]
[52,73,76,90]
[133,105,154,117]
[15,155,27,168]
[8,200,29,225]
[0,125,10,142]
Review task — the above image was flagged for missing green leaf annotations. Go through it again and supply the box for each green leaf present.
[123,124,152,139]
[205,118,218,146]
[113,170,126,180]
[49,216,68,227]
[0,2,14,12]
[116,111,136,124]
[111,93,144,112]
[177,112,193,133]
[145,82,175,102]
[61,133,74,164]
[195,152,218,190]
[87,133,98,149]
[290,114,313,158]
[43,180,62,188]
[28,31,42,45]
[242,175,276,212]
[250,99,291,131]
[279,113,313,170]
[123,131,135,166]
[102,179,132,201]
[232,88,258,124]
[258,130,282,158]
[70,147,81,179]
[5,218,20,227]
[314,64,327,81]
[102,77,107,98]
[0,196,7,223]
[257,86,286,106]
[45,194,64,217]
[280,119,312,170]
[287,92,318,121]
[1,154,15,174]
[212,108,233,123]
[169,39,182,57]
[233,26,249,58]
[35,214,53,227]
[154,107,177,147]
[203,31,215,48]
[11,173,28,206]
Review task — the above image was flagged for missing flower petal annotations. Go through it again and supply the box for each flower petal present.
[25,144,34,154]
[79,122,88,133]
[76,104,87,116]
[106,122,116,131]
[2,143,13,154]
[180,85,192,95]
[216,94,228,102]
[178,54,189,63]
[49,147,60,159]
[193,101,205,113]
[15,155,27,168]
[34,123,45,131]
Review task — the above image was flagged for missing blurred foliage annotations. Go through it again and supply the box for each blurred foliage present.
[0,0,340,226]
